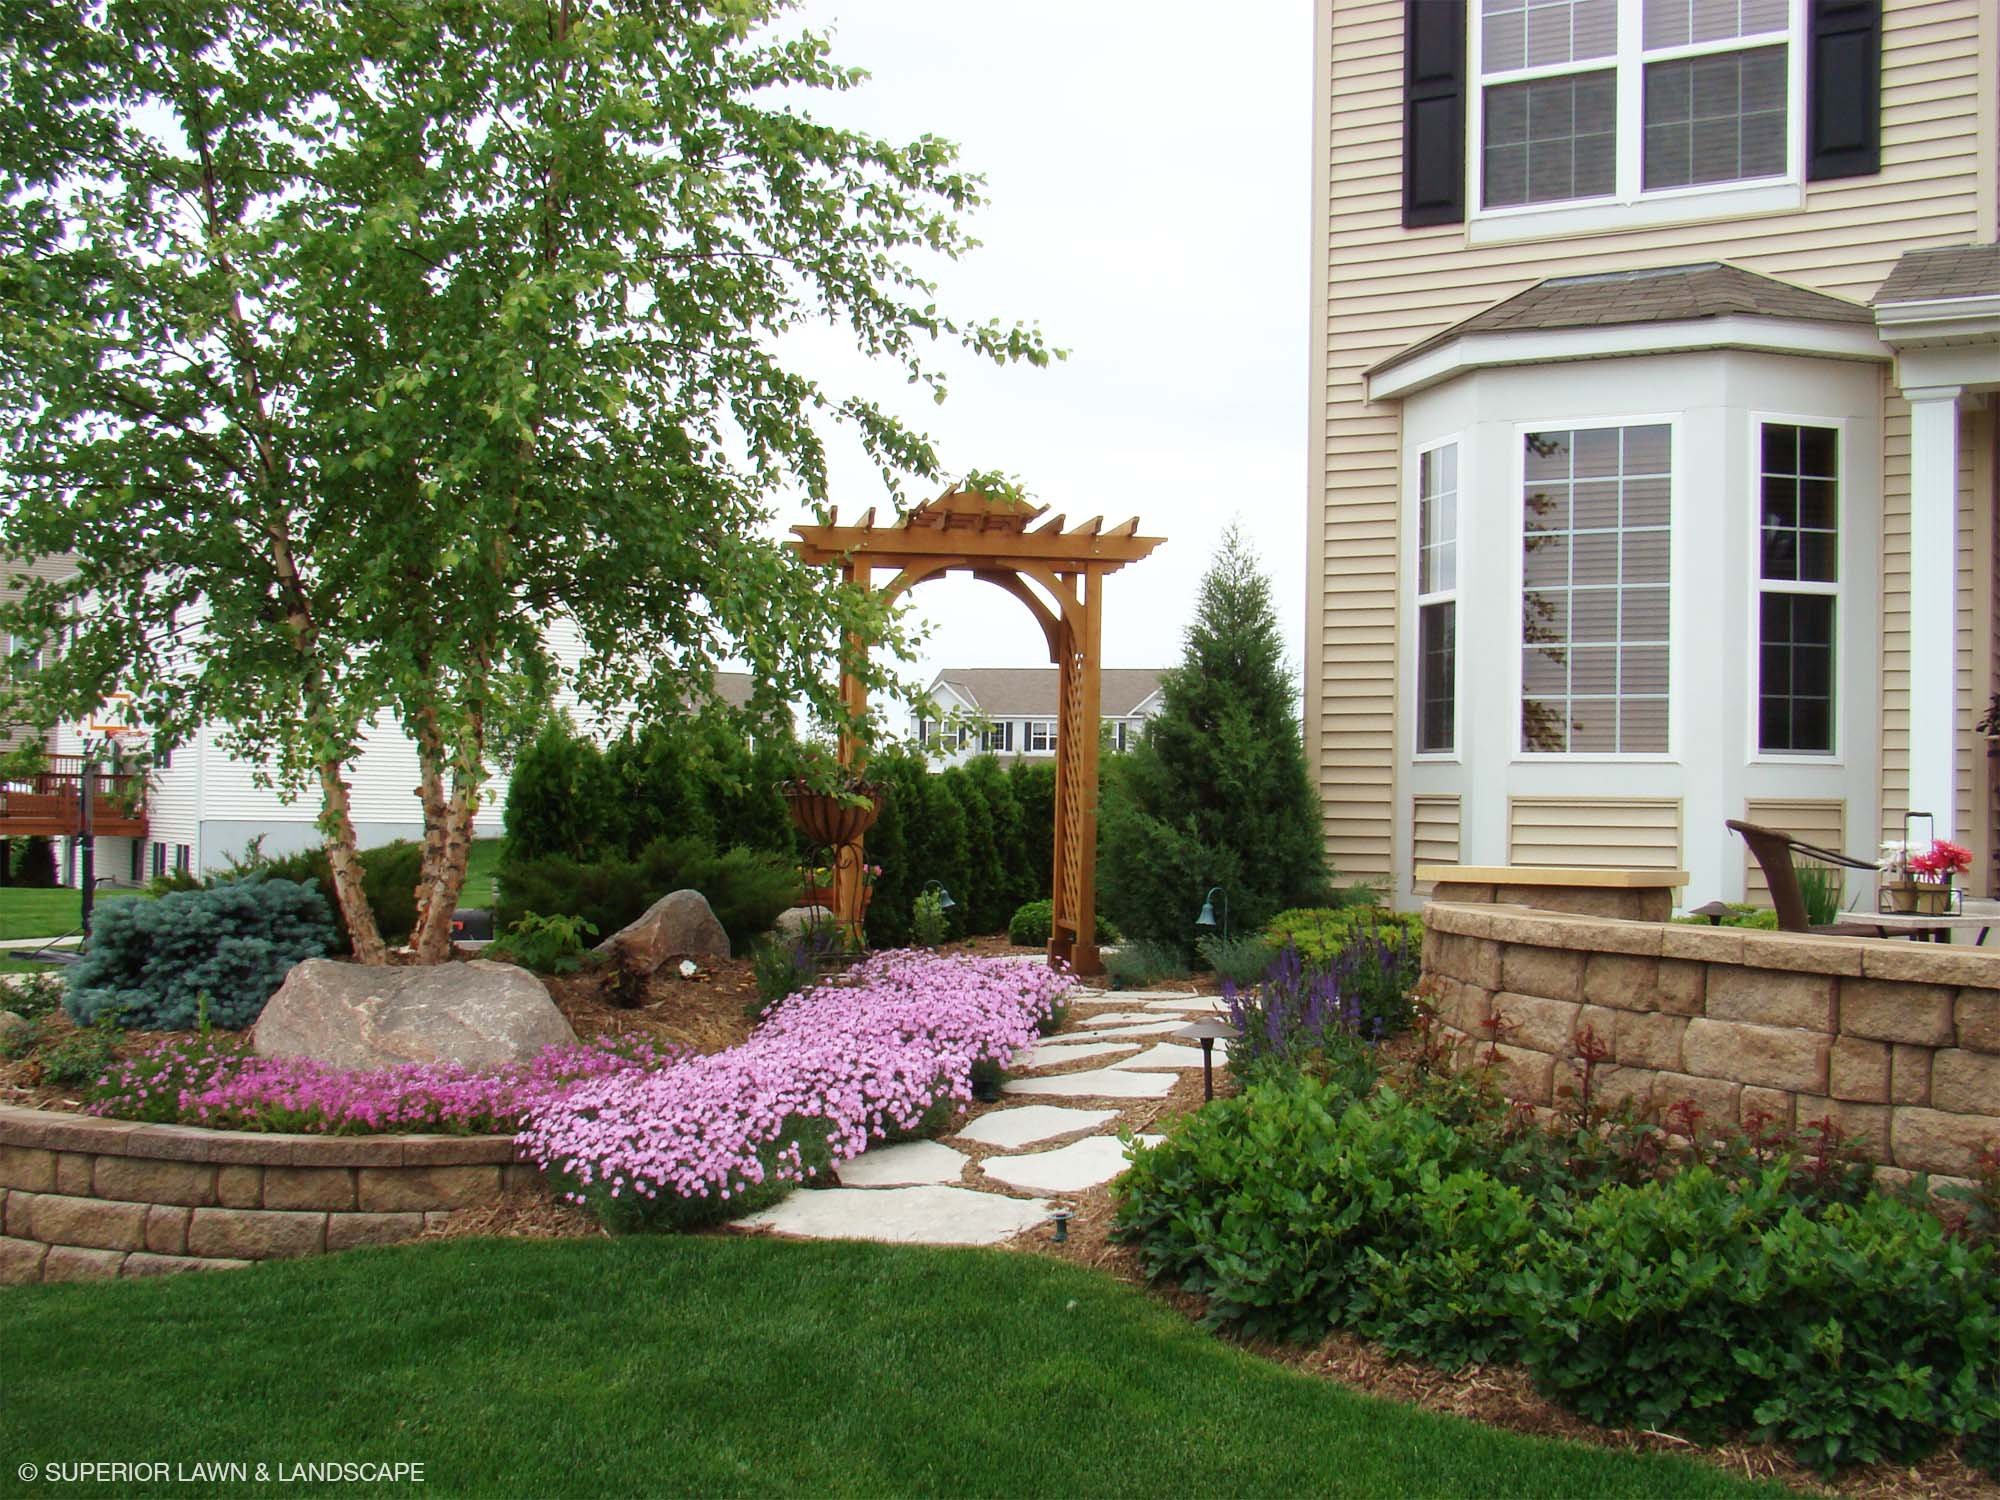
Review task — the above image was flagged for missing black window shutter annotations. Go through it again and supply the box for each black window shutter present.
[1806,0,1881,181]
[1403,0,1467,228]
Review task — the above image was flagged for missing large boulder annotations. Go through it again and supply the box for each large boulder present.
[252,958,576,1070]
[594,889,730,971]
[773,905,834,941]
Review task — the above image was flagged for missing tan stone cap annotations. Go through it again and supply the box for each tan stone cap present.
[0,1105,518,1167]
[1418,864,1690,889]
[1425,900,2000,986]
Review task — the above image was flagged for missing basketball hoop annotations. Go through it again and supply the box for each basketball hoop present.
[84,692,144,742]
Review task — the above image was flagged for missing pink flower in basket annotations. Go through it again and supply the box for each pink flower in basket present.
[1907,839,1972,880]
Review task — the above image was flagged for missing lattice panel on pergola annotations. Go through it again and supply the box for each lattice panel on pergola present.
[791,487,1163,976]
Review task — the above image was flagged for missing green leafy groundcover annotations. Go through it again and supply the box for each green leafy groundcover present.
[0,1238,1774,1500]
[1114,1067,2000,1476]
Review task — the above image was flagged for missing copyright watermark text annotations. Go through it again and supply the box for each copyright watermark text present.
[17,1462,425,1485]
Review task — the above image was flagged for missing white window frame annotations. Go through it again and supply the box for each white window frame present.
[1027,720,1056,754]
[1414,434,1462,761]
[1746,410,1846,766]
[1510,411,1680,763]
[1466,0,1806,246]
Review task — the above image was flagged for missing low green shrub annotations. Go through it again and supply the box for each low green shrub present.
[749,929,836,1016]
[1512,1166,1999,1471]
[39,1017,120,1088]
[1113,1053,2000,1475]
[1262,905,1423,966]
[486,911,598,975]
[1670,904,1779,930]
[912,887,951,949]
[4,971,64,1022]
[1102,938,1184,988]
[0,1017,38,1060]
[1195,933,1276,986]
[64,879,335,1030]
[1005,898,1119,949]
[496,836,796,953]
[218,837,425,951]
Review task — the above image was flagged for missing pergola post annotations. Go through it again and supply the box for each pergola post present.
[791,489,1162,978]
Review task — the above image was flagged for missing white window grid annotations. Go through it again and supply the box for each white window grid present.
[1470,0,1800,216]
[1754,419,1840,756]
[1416,440,1460,756]
[1028,720,1056,754]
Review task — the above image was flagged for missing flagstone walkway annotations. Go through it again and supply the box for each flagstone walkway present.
[736,986,1231,1246]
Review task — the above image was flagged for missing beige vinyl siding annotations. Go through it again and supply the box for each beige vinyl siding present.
[1741,799,1847,907]
[1315,0,1994,880]
[1410,794,1461,898]
[1508,797,1682,870]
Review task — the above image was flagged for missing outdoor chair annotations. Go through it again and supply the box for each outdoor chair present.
[1724,819,1883,936]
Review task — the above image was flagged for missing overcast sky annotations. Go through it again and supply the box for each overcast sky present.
[775,0,1317,687]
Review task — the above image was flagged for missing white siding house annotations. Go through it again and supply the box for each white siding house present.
[914,667,1166,767]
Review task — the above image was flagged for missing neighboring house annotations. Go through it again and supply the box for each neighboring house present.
[0,580,760,887]
[0,554,75,756]
[914,668,1166,767]
[1308,0,1999,909]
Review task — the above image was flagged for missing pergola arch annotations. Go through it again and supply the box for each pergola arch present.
[792,486,1164,975]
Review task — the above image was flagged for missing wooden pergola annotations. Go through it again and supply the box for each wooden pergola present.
[791,487,1164,975]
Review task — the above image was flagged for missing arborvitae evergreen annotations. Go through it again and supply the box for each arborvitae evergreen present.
[1100,526,1329,953]
[503,720,617,862]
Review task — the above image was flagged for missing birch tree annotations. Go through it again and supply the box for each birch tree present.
[0,0,1051,960]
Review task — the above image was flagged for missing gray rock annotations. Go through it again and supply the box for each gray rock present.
[773,905,834,940]
[252,958,575,1070]
[0,1010,29,1045]
[594,889,730,970]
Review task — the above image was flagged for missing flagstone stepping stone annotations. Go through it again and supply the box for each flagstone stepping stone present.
[1017,1039,1141,1070]
[1108,1041,1224,1071]
[1095,990,1196,1001]
[738,1185,1051,1245]
[1068,1020,1192,1041]
[951,1105,1119,1149]
[1139,997,1230,1013]
[979,1134,1167,1195]
[835,1140,969,1188]
[1065,1011,1164,1025]
[1003,1066,1176,1099]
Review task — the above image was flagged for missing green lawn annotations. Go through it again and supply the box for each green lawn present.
[462,838,501,910]
[0,1237,1775,1500]
[0,886,141,941]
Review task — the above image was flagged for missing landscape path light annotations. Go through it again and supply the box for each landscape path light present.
[1173,1017,1241,1102]
[1194,885,1228,944]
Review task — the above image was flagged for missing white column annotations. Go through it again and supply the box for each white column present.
[1906,385,1962,841]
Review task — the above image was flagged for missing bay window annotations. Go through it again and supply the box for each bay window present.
[1521,423,1671,754]
[1756,421,1837,753]
[1416,441,1459,754]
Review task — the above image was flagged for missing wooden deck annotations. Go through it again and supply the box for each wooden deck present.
[0,756,147,839]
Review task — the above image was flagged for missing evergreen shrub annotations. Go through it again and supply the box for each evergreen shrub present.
[1005,898,1118,948]
[65,878,335,1029]
[495,836,795,951]
[227,838,425,951]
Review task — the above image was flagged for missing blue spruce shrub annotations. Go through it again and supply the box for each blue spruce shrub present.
[65,878,336,1030]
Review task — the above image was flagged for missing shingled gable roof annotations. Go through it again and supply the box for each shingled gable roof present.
[1873,244,2000,305]
[1368,262,1874,379]
[930,667,1164,719]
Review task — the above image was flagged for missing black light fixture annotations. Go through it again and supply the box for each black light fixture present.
[1194,885,1228,943]
[1173,1017,1240,1102]
[922,879,957,911]
[1051,1207,1071,1243]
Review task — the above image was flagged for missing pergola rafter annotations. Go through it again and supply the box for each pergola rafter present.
[791,486,1164,975]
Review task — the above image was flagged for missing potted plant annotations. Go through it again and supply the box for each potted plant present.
[778,743,884,849]
[1880,835,1972,915]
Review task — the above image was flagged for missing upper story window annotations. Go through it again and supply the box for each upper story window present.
[1416,442,1459,754]
[1521,423,1671,754]
[1474,0,1793,214]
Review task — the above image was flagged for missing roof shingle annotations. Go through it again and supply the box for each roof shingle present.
[931,667,1164,719]
[1370,262,1872,377]
[1873,244,2000,305]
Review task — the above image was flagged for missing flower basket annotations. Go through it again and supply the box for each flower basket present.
[1885,877,1953,915]
[781,781,883,848]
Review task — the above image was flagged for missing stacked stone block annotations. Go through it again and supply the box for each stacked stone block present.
[1422,903,2000,1181]
[0,1106,536,1284]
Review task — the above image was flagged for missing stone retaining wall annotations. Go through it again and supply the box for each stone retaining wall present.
[0,1106,537,1284]
[1421,903,2000,1180]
